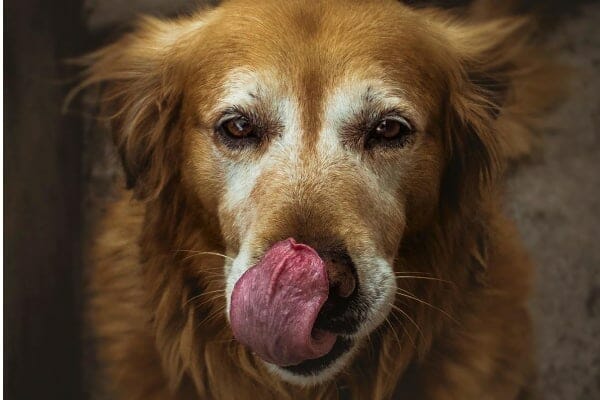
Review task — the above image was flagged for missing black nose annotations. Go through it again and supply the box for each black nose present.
[314,249,361,334]
[325,250,357,298]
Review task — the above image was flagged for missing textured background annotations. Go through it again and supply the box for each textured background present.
[78,0,600,398]
[506,4,600,397]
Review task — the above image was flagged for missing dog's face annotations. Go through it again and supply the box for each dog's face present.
[86,0,511,387]
[182,0,450,384]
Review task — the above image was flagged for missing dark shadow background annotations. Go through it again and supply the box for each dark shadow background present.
[5,0,87,398]
[4,1,599,399]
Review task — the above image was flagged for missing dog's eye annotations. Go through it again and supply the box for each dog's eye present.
[216,115,261,149]
[366,117,414,149]
[221,117,255,139]
[375,118,412,139]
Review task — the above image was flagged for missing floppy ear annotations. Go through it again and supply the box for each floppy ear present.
[75,17,203,200]
[440,15,559,210]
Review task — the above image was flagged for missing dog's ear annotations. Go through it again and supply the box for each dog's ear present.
[440,16,554,210]
[74,16,205,200]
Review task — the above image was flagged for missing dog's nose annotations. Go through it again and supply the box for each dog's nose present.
[260,233,362,332]
[324,253,357,299]
[313,250,360,333]
[283,233,357,300]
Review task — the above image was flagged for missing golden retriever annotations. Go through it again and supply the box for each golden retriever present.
[80,0,558,398]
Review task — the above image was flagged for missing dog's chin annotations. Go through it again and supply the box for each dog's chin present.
[265,283,397,386]
[264,336,358,386]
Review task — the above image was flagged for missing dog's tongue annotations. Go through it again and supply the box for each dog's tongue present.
[230,238,336,366]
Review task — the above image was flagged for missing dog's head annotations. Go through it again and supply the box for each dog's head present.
[82,0,546,387]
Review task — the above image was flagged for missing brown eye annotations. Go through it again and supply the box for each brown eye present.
[222,117,254,138]
[374,118,411,139]
[367,117,413,149]
[216,115,261,149]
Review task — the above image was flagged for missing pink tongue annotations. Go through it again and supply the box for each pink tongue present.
[229,238,337,366]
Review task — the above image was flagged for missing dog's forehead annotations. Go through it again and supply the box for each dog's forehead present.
[195,0,448,128]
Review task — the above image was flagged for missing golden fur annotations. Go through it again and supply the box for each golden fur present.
[80,0,560,398]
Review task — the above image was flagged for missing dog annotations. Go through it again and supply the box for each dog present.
[80,0,559,398]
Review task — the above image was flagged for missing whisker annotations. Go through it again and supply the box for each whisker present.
[196,271,225,280]
[191,289,225,297]
[395,288,458,324]
[384,316,403,350]
[388,310,416,350]
[197,304,226,327]
[394,271,434,276]
[174,249,234,262]
[188,294,227,310]
[185,289,225,307]
[394,275,455,286]
[182,254,227,263]
[390,304,424,340]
